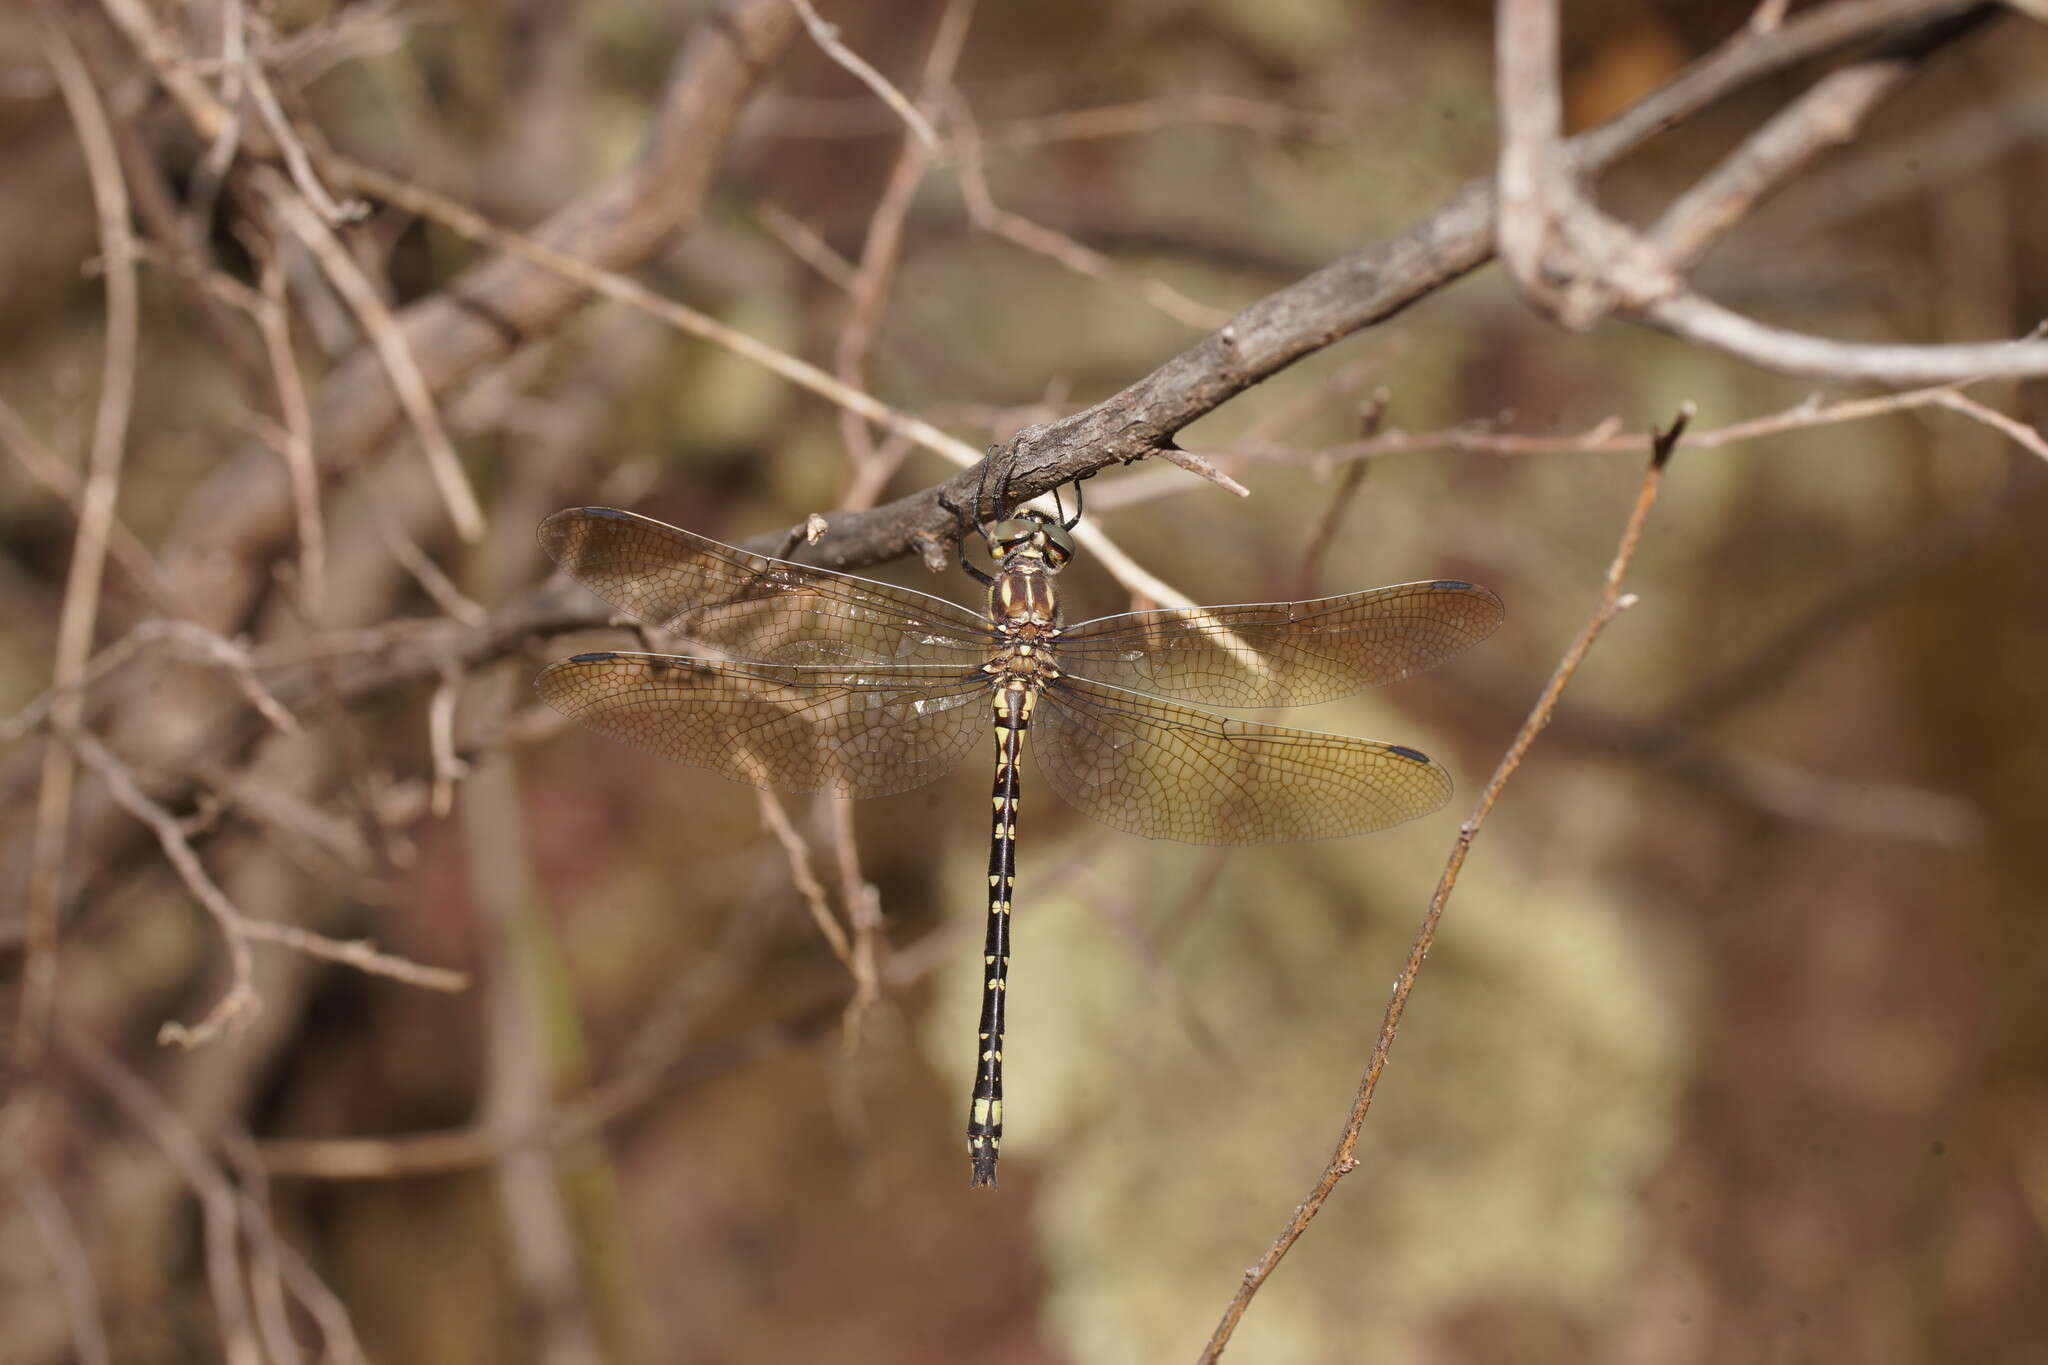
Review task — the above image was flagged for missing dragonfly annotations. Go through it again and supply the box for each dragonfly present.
[535,491,1503,1186]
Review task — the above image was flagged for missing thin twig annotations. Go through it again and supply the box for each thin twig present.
[252,244,328,615]
[1647,58,1916,269]
[1640,289,2048,383]
[367,497,489,625]
[754,198,858,289]
[331,158,1209,604]
[214,1130,306,1365]
[68,728,465,1049]
[983,92,1331,149]
[255,897,812,1182]
[1927,388,2048,461]
[1209,376,2046,471]
[257,169,485,540]
[828,798,884,1052]
[1,619,300,745]
[787,0,942,153]
[1291,399,1380,597]
[428,663,469,817]
[834,0,975,506]
[334,156,985,471]
[949,87,1233,331]
[756,789,855,968]
[63,1033,265,1365]
[184,0,246,246]
[0,395,179,615]
[4,1153,113,1365]
[238,10,368,223]
[1197,410,1687,1363]
[21,9,142,1072]
[1152,445,1251,498]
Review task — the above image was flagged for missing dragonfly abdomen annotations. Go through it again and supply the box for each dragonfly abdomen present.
[969,680,1036,1186]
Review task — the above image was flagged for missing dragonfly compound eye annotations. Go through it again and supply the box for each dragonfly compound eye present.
[1041,523,1076,565]
[988,518,1037,549]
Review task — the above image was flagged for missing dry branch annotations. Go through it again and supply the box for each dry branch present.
[20,9,141,1072]
[1198,412,1688,1362]
[771,0,2010,572]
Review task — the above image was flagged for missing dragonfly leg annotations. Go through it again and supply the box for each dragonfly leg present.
[936,484,997,587]
[1054,469,1095,530]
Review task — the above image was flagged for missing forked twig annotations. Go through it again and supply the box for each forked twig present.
[1197,409,1689,1363]
[787,0,942,153]
[1,619,299,745]
[68,729,466,1049]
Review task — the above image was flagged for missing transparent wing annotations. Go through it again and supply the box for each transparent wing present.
[1055,580,1504,708]
[1031,675,1452,844]
[540,507,993,667]
[536,651,989,798]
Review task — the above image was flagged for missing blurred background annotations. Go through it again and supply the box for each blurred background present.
[2,1,2045,1361]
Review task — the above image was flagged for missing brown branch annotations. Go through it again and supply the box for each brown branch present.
[774,0,2000,572]
[1493,0,1574,320]
[97,0,802,638]
[1646,59,1918,268]
[1637,290,2048,383]
[1492,0,2019,378]
[249,245,327,616]
[21,8,142,1073]
[0,4,805,1053]
[256,169,484,541]
[1197,412,1687,1363]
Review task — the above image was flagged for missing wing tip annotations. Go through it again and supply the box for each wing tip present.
[1429,578,1507,630]
[538,506,638,561]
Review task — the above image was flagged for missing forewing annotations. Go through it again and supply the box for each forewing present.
[540,507,992,667]
[537,651,988,798]
[1031,675,1452,844]
[1056,580,1504,708]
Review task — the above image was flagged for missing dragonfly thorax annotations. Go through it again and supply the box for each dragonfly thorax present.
[990,561,1063,634]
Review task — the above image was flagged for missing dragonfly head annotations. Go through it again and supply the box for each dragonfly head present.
[988,511,1075,569]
